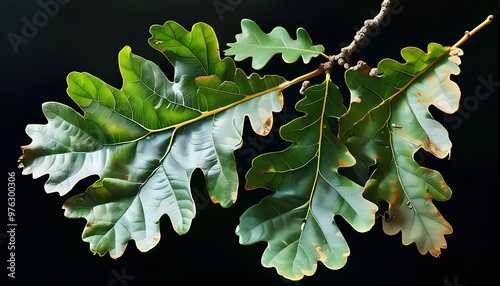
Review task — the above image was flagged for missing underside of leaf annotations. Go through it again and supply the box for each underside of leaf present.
[20,21,285,258]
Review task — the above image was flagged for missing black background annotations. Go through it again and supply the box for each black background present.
[1,0,499,285]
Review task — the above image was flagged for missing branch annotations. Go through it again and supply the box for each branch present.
[328,0,391,71]
[296,1,391,94]
[452,15,494,48]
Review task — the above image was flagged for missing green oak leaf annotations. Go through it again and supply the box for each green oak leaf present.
[339,43,461,256]
[19,21,285,258]
[225,19,325,70]
[238,79,377,280]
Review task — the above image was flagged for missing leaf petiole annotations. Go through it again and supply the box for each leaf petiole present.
[278,66,326,90]
[145,67,326,136]
[452,15,494,48]
[320,53,330,60]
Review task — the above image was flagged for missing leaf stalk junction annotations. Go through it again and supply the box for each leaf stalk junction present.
[145,9,494,142]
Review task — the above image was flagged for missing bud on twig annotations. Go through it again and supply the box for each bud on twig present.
[330,0,391,69]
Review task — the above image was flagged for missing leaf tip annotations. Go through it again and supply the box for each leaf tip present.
[121,45,132,53]
[423,137,450,159]
[352,96,362,103]
[232,192,238,204]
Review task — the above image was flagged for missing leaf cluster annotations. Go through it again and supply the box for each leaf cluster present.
[19,17,469,281]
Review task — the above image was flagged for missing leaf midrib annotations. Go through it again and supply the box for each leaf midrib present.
[231,44,324,55]
[341,47,451,139]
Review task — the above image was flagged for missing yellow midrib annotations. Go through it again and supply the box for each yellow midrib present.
[149,85,282,133]
[340,47,451,138]
[304,72,331,221]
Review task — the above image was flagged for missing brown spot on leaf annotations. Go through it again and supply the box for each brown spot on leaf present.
[314,244,328,262]
[195,75,218,82]
[423,137,449,159]
[76,194,89,206]
[210,196,219,204]
[20,145,32,161]
[110,245,128,259]
[339,159,351,168]
[173,225,179,232]
[277,89,284,109]
[86,221,98,227]
[438,181,451,193]
[393,210,401,223]
[429,250,442,257]
[375,155,381,160]
[387,181,400,210]
[262,116,273,135]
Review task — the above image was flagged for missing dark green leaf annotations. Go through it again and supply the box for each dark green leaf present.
[239,79,377,280]
[339,43,460,256]
[20,21,285,258]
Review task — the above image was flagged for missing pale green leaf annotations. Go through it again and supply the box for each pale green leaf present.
[20,21,285,258]
[225,19,325,69]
